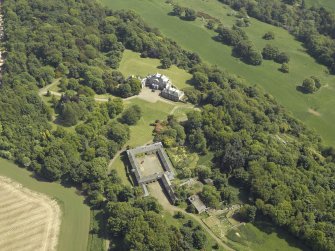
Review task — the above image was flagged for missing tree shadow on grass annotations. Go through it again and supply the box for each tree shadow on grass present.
[109,237,127,251]
[252,219,311,251]
[185,78,196,87]
[167,11,177,17]
[89,210,127,251]
[296,85,309,94]
[211,35,222,43]
[91,210,109,238]
[119,151,136,186]
[30,172,53,183]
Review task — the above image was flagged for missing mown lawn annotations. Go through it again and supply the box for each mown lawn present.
[0,158,90,251]
[119,50,192,90]
[124,98,174,147]
[103,0,335,146]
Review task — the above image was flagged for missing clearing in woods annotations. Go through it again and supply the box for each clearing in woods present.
[0,176,61,251]
[119,50,192,90]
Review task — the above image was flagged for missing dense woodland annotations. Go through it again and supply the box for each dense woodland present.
[219,0,335,74]
[1,0,334,250]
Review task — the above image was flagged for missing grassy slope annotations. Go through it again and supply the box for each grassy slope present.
[119,50,192,89]
[0,159,90,251]
[227,222,308,251]
[305,0,335,10]
[103,0,335,146]
[125,98,174,146]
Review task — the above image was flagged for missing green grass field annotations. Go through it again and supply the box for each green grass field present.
[125,98,175,147]
[103,0,335,146]
[0,158,90,251]
[305,0,335,10]
[119,50,192,90]
[227,221,308,251]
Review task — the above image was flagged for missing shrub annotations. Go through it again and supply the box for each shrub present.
[275,52,290,63]
[262,44,280,60]
[302,77,317,93]
[263,31,275,40]
[279,63,289,73]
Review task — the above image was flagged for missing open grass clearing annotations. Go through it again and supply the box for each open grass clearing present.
[0,159,90,251]
[119,50,192,90]
[0,176,61,251]
[103,0,335,146]
[203,214,231,242]
[124,98,174,147]
[226,221,308,251]
[202,207,308,251]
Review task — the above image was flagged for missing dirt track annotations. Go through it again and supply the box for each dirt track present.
[0,176,61,251]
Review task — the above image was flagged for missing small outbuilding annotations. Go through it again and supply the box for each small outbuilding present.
[203,178,214,185]
[188,194,207,214]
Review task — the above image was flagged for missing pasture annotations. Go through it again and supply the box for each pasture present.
[103,0,335,146]
[0,159,90,251]
[0,176,60,251]
[305,0,335,10]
